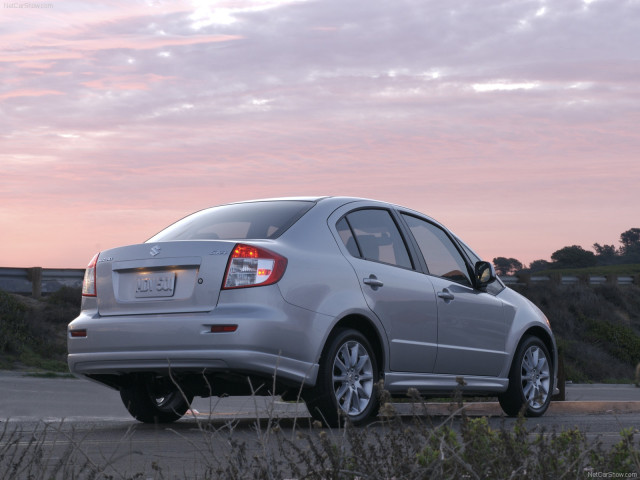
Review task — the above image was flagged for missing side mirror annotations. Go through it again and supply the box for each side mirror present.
[475,261,496,289]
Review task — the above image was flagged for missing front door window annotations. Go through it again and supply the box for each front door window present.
[402,214,472,287]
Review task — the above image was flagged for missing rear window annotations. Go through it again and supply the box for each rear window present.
[147,200,315,242]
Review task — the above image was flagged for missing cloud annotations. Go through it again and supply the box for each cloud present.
[0,89,65,100]
[1,0,639,267]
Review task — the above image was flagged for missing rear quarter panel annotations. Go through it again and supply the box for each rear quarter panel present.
[274,199,388,362]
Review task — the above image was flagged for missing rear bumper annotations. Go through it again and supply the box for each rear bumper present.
[67,286,329,388]
[68,349,319,387]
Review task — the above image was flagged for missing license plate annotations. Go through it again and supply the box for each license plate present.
[135,272,175,298]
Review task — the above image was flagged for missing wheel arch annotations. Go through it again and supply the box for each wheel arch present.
[521,326,557,367]
[323,314,386,378]
[515,325,558,395]
[499,327,557,417]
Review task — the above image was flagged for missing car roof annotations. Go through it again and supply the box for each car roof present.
[225,196,433,219]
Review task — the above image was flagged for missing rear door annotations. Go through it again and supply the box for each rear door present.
[332,207,439,373]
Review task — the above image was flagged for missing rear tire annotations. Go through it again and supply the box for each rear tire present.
[120,376,193,424]
[499,336,553,417]
[304,328,379,427]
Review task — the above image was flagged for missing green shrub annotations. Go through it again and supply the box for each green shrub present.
[44,287,81,324]
[512,283,640,382]
[46,286,81,308]
[0,290,32,354]
[0,289,68,371]
[585,317,640,365]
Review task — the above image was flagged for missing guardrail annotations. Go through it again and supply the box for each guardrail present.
[1,267,638,298]
[0,267,84,298]
[501,273,640,286]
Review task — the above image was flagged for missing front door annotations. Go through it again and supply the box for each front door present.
[401,214,507,376]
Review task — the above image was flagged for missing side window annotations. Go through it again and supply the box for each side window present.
[343,209,412,269]
[402,214,472,287]
[456,236,480,265]
[336,217,361,257]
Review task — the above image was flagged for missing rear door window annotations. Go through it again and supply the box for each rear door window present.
[147,200,315,242]
[339,209,412,269]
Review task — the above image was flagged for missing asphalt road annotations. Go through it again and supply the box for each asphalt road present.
[1,371,638,420]
[1,372,639,477]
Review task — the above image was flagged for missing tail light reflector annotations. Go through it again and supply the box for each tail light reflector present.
[222,244,287,289]
[82,253,99,297]
[210,325,238,333]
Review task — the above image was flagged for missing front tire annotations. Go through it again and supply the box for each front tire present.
[499,336,553,417]
[120,376,193,424]
[304,329,379,427]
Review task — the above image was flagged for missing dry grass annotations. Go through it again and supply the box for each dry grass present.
[1,388,639,479]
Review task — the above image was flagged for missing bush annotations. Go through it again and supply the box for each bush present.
[2,397,638,479]
[0,290,69,371]
[585,318,640,366]
[512,283,640,382]
[44,287,81,324]
[0,290,32,354]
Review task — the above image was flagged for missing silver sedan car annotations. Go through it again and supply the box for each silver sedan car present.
[68,197,557,426]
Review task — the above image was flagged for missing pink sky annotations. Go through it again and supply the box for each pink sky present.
[1,0,639,269]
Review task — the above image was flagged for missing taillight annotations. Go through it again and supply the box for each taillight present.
[82,253,99,297]
[222,244,287,289]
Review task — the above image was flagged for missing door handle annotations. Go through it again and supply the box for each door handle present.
[363,276,384,288]
[437,289,455,301]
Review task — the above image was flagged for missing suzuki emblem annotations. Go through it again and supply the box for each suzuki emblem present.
[149,245,161,256]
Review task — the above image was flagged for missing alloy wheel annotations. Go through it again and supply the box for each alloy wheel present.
[331,340,375,416]
[520,344,551,410]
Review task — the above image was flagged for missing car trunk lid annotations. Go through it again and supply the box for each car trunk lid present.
[95,241,234,316]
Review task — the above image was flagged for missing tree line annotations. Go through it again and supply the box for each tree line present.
[493,228,640,276]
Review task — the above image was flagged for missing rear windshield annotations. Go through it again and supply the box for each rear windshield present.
[147,200,315,242]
